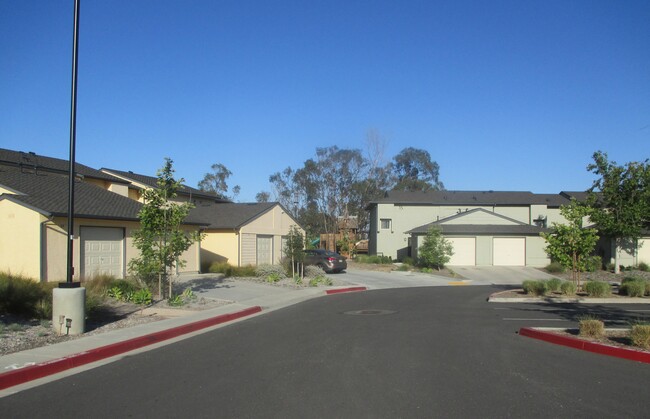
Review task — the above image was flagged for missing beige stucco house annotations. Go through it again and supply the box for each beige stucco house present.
[367,190,650,268]
[190,202,303,270]
[99,169,303,270]
[0,149,206,281]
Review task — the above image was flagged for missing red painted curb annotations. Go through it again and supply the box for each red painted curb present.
[0,306,262,391]
[520,327,650,364]
[325,287,367,295]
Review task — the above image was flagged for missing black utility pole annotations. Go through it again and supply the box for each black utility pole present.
[64,0,81,287]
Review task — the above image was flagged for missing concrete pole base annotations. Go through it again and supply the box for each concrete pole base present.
[52,287,86,335]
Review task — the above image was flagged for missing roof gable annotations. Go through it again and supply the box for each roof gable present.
[436,208,526,226]
[101,168,230,202]
[190,202,291,229]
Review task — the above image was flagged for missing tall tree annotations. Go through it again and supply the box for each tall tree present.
[587,151,650,273]
[542,200,599,288]
[129,158,201,298]
[198,163,240,200]
[392,147,444,192]
[255,191,271,203]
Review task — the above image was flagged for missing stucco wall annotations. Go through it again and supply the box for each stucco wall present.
[43,217,201,281]
[201,230,239,270]
[0,200,44,280]
[525,236,551,267]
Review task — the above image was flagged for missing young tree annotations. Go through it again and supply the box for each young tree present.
[198,163,240,200]
[541,200,599,288]
[129,158,201,298]
[283,225,305,278]
[418,227,454,271]
[587,151,650,273]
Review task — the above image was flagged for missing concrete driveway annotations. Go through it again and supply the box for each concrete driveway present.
[449,266,559,285]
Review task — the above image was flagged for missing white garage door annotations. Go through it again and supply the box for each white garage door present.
[493,237,526,266]
[638,239,650,264]
[80,227,124,278]
[447,237,476,266]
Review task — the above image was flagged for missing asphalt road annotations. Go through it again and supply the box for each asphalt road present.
[3,286,650,418]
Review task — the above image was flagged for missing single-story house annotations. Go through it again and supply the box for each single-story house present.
[367,190,649,267]
[190,202,303,270]
[99,169,304,269]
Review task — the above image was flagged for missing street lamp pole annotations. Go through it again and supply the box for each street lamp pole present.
[64,0,81,287]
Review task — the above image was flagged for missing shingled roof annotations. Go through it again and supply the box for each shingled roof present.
[189,202,281,229]
[0,148,128,184]
[0,165,143,220]
[102,168,230,202]
[368,190,571,207]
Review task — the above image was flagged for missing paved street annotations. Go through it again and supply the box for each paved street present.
[3,285,649,418]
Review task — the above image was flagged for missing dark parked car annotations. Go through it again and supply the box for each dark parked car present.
[303,249,347,273]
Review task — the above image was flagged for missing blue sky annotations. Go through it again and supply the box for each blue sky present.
[1,0,648,201]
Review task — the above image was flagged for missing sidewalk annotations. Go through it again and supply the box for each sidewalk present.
[0,276,365,395]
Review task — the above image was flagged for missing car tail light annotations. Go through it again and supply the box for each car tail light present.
[327,257,337,262]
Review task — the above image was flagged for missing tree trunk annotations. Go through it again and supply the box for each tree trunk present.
[614,237,621,274]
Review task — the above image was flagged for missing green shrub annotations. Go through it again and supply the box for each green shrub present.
[0,272,47,317]
[400,256,414,266]
[355,255,393,264]
[231,265,256,277]
[585,255,603,272]
[606,262,616,272]
[132,288,153,305]
[638,262,649,272]
[584,281,611,297]
[630,324,650,349]
[522,280,547,296]
[107,279,140,302]
[209,262,233,276]
[255,264,286,281]
[396,264,410,271]
[579,317,604,338]
[545,262,565,273]
[546,278,562,293]
[560,281,577,295]
[619,280,646,297]
[621,276,641,284]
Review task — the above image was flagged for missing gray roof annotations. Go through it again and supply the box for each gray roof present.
[0,148,128,184]
[190,202,283,229]
[0,165,143,220]
[368,190,571,207]
[102,168,230,202]
[407,208,550,235]
[0,165,207,225]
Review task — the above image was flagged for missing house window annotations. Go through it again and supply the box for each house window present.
[380,219,392,230]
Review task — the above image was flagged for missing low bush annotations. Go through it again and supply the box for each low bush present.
[630,324,650,350]
[579,317,604,338]
[583,281,611,298]
[606,262,616,272]
[208,262,256,277]
[585,255,603,273]
[0,272,47,317]
[560,281,577,295]
[546,278,562,293]
[619,280,646,297]
[638,262,649,272]
[304,265,326,279]
[400,256,414,266]
[255,264,287,282]
[107,279,140,301]
[355,255,393,264]
[396,264,410,271]
[522,280,547,296]
[545,262,565,273]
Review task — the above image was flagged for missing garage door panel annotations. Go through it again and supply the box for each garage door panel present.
[638,239,650,264]
[493,237,525,266]
[448,237,476,266]
[81,227,124,278]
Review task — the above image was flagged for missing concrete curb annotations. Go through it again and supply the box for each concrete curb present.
[325,287,367,295]
[0,306,262,391]
[519,327,650,364]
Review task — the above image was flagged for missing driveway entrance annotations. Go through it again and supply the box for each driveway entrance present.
[450,266,557,285]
